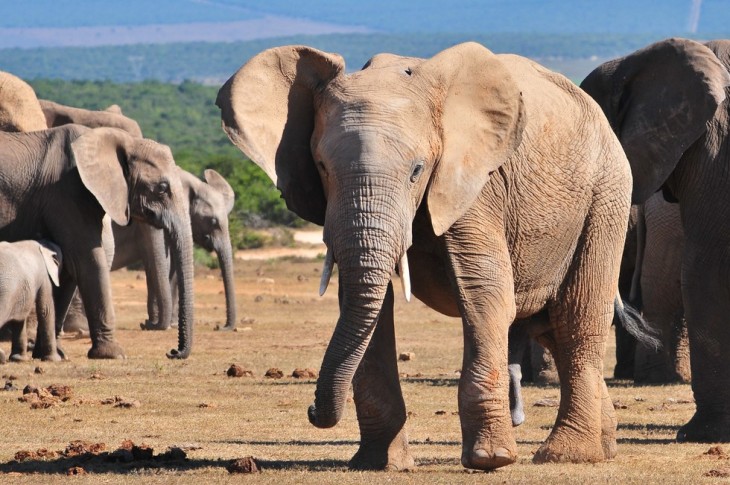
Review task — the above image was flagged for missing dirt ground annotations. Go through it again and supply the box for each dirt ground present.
[0,245,725,484]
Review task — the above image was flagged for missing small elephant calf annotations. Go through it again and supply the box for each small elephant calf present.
[0,240,62,363]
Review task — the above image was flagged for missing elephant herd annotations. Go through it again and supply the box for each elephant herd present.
[0,36,728,472]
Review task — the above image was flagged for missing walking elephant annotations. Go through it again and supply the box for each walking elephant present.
[217,42,635,469]
[0,125,196,359]
[0,240,62,363]
[581,37,730,442]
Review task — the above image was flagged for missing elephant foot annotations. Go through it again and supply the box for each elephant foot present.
[533,430,604,464]
[214,323,236,332]
[349,429,414,471]
[9,353,30,363]
[139,320,171,331]
[677,411,730,443]
[462,445,516,470]
[88,341,126,359]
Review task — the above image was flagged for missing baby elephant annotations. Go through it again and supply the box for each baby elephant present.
[0,240,62,363]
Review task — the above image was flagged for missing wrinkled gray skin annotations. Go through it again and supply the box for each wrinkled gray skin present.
[36,99,233,337]
[0,125,196,360]
[581,38,730,442]
[65,167,237,332]
[0,240,62,363]
[631,193,690,383]
[218,43,633,470]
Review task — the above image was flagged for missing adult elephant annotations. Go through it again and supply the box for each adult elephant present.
[217,43,633,469]
[631,193,690,383]
[0,71,47,132]
[66,167,237,332]
[38,100,237,333]
[581,38,730,442]
[0,125,195,359]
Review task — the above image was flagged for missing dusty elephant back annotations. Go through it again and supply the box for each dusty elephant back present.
[0,71,47,132]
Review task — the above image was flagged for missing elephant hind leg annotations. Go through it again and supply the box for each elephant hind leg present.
[533,199,623,464]
[8,319,29,362]
[349,283,414,471]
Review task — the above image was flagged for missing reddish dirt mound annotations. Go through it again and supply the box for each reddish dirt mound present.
[398,352,415,361]
[292,368,318,379]
[265,368,284,379]
[226,364,254,377]
[705,467,730,477]
[704,446,728,459]
[228,456,260,473]
[67,466,87,475]
[19,384,73,409]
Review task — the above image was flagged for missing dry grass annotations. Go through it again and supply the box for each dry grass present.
[0,257,723,483]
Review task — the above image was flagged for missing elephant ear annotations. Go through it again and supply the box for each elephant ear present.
[38,241,62,287]
[417,42,525,236]
[105,104,123,114]
[216,46,345,225]
[581,38,730,204]
[71,127,132,226]
[204,169,235,214]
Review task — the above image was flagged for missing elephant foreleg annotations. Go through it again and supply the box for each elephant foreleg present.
[349,283,414,471]
[31,282,61,361]
[444,229,517,471]
[8,320,29,362]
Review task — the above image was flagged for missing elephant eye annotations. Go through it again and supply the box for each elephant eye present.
[211,217,219,228]
[317,161,328,178]
[410,162,424,183]
[156,181,170,195]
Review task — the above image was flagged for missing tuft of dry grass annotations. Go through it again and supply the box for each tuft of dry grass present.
[0,257,719,484]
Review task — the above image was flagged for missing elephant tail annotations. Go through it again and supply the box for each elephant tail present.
[614,297,661,351]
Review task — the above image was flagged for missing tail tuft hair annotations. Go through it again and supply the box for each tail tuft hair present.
[614,298,662,351]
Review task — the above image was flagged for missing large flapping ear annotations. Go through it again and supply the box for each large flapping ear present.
[204,169,235,214]
[71,127,133,226]
[216,46,345,225]
[417,42,525,236]
[38,240,62,287]
[581,38,730,204]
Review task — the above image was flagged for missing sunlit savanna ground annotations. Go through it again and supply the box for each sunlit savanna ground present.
[0,235,722,484]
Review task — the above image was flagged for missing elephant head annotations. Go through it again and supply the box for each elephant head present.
[0,70,47,132]
[179,167,237,330]
[580,37,730,204]
[217,43,525,427]
[71,127,195,358]
[40,99,143,138]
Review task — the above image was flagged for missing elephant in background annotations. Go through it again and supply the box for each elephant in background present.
[65,166,237,332]
[40,99,143,137]
[218,43,634,469]
[0,125,195,360]
[581,37,730,442]
[630,193,690,383]
[0,71,47,132]
[0,240,62,363]
[37,98,238,333]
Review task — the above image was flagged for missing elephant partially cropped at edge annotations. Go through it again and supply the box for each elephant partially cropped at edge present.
[0,125,196,360]
[217,42,633,469]
[581,37,730,442]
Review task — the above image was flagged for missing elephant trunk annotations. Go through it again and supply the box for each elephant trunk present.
[166,214,195,359]
[308,263,392,428]
[215,235,237,330]
[308,183,407,428]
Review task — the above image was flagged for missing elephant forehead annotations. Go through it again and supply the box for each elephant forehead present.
[133,140,175,167]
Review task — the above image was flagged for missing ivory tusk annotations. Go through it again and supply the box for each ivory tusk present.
[399,253,411,302]
[319,249,334,296]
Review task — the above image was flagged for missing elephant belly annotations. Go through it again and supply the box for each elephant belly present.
[407,247,460,317]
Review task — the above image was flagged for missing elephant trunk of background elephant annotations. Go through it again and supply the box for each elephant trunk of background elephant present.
[308,182,407,428]
[215,236,237,330]
[167,213,195,359]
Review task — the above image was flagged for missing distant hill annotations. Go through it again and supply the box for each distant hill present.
[0,32,689,84]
